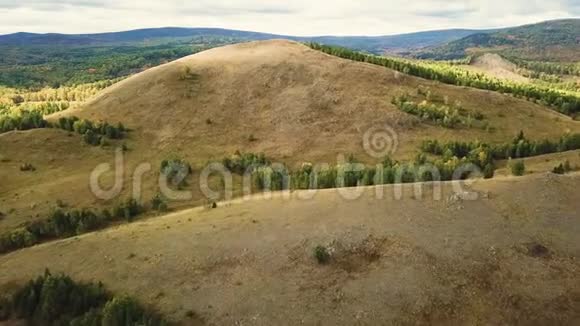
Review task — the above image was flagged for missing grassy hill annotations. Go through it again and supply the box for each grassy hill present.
[1,40,579,235]
[2,35,580,325]
[1,172,579,324]
[416,19,580,62]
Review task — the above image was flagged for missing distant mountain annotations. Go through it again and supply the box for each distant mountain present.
[415,19,580,62]
[309,29,493,54]
[0,27,490,54]
[0,28,284,46]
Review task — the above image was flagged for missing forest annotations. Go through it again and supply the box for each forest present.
[0,270,166,325]
[249,153,495,192]
[0,112,126,146]
[0,31,257,89]
[0,44,199,88]
[420,131,580,161]
[240,131,580,192]
[0,199,142,254]
[509,58,580,77]
[308,43,580,116]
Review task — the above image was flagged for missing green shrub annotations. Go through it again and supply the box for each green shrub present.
[314,245,331,264]
[101,296,143,326]
[150,194,168,212]
[160,159,192,188]
[0,229,37,253]
[483,163,495,179]
[510,159,526,176]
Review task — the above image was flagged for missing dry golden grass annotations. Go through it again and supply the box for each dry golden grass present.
[461,53,530,83]
[2,40,580,323]
[1,173,579,325]
[495,149,580,176]
[1,40,579,233]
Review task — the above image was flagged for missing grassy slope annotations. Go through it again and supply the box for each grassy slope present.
[1,40,579,233]
[459,53,530,83]
[0,173,579,324]
[494,149,580,176]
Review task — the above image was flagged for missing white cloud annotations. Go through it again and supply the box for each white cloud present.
[0,0,577,35]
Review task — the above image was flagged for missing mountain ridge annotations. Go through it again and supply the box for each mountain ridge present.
[0,26,494,53]
[415,18,580,61]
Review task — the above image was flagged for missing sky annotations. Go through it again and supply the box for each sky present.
[0,0,578,36]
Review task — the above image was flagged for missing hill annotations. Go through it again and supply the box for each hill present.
[64,40,580,159]
[459,53,530,83]
[1,172,579,324]
[2,40,579,234]
[0,27,490,88]
[416,19,580,62]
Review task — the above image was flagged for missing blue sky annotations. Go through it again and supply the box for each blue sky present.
[0,0,578,35]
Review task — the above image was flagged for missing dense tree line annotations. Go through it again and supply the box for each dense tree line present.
[508,57,580,77]
[421,131,580,161]
[248,131,580,191]
[0,111,126,147]
[0,104,127,146]
[1,102,71,120]
[250,154,493,192]
[0,110,47,133]
[56,116,126,146]
[0,199,142,254]
[0,270,166,325]
[7,79,120,102]
[308,43,580,116]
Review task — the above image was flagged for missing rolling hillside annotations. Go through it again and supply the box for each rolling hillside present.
[1,40,579,235]
[1,172,579,324]
[1,22,580,325]
[416,19,580,62]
